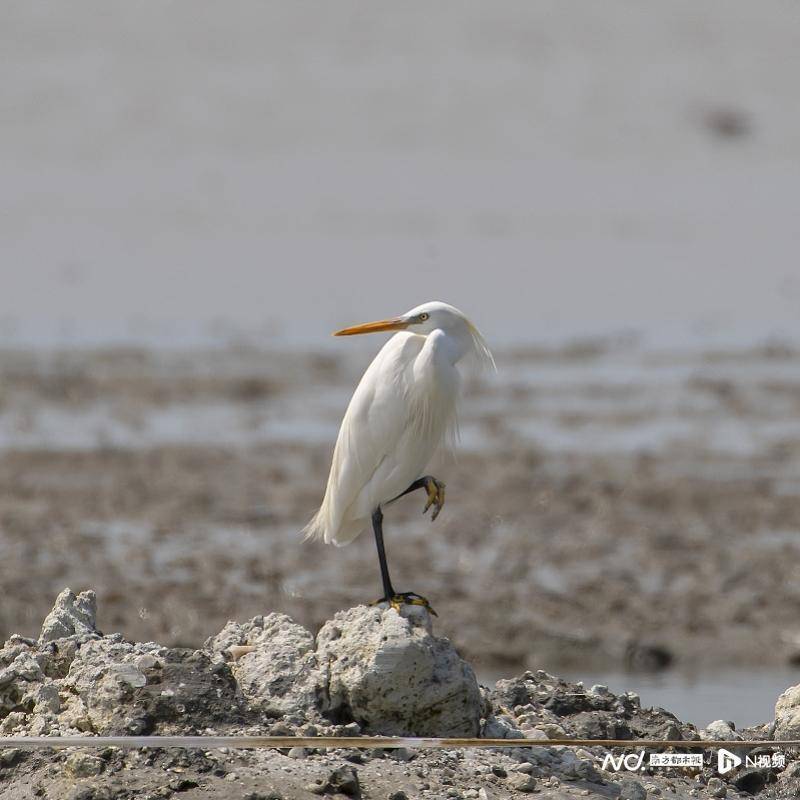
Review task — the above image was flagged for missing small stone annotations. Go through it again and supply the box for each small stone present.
[245,794,284,800]
[167,778,199,792]
[706,777,726,798]
[64,752,105,778]
[287,747,307,759]
[224,772,238,781]
[507,773,536,793]
[135,654,159,671]
[491,765,507,777]
[269,722,294,736]
[388,792,408,800]
[320,765,361,798]
[0,748,22,767]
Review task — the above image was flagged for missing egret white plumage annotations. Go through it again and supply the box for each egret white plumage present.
[304,300,494,613]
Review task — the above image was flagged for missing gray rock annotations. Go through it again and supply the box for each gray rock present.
[206,613,323,715]
[706,777,726,798]
[317,605,480,737]
[506,772,536,792]
[775,684,800,740]
[39,589,98,644]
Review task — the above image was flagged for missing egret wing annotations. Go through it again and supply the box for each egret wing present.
[304,332,424,544]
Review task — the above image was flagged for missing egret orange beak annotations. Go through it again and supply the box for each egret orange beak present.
[333,317,410,336]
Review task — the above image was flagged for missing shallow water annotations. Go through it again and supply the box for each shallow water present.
[561,669,800,730]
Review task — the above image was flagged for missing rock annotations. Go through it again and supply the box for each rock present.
[732,768,770,794]
[506,772,536,792]
[706,777,726,798]
[317,764,361,798]
[39,589,98,644]
[168,777,199,792]
[64,751,104,777]
[206,614,323,715]
[618,779,647,800]
[0,748,22,767]
[317,605,480,736]
[481,714,524,739]
[775,684,800,740]
[702,720,742,742]
[63,637,241,735]
[489,671,696,742]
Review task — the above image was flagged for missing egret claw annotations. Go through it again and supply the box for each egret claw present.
[422,477,446,521]
[372,591,438,617]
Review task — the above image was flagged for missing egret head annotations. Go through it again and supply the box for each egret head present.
[333,300,495,370]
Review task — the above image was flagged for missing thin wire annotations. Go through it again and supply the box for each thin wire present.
[0,736,798,750]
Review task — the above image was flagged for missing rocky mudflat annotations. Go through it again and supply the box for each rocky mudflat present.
[0,590,799,799]
[2,344,800,681]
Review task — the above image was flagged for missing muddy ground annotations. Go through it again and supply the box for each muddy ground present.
[1,342,800,676]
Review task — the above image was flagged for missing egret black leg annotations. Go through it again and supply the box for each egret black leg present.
[370,505,437,616]
[372,507,395,600]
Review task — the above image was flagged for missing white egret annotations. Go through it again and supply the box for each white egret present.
[304,300,494,613]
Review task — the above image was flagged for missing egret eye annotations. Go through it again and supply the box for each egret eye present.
[418,313,430,322]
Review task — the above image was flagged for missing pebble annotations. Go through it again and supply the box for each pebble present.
[706,777,726,798]
[287,747,307,759]
[618,779,647,800]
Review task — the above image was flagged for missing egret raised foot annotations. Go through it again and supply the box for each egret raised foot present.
[395,475,446,521]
